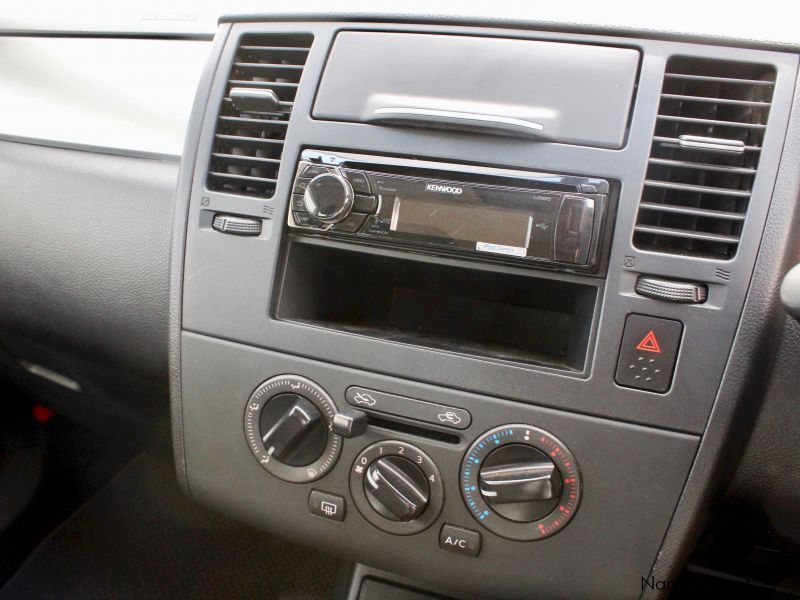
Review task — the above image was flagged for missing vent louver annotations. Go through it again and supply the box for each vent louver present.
[206,33,313,198]
[633,57,776,259]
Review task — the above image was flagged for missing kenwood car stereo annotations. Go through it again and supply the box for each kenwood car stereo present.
[288,150,611,271]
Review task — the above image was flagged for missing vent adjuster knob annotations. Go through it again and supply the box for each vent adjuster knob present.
[635,276,708,304]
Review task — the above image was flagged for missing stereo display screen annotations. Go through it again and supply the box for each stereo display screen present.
[389,194,533,256]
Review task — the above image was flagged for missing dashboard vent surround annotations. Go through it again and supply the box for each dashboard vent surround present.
[206,33,313,198]
[633,57,776,259]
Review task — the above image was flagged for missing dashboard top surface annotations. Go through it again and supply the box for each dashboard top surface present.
[1,0,800,49]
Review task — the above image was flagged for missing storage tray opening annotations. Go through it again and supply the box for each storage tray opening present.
[275,240,596,370]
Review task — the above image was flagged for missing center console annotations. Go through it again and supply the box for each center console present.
[171,18,797,599]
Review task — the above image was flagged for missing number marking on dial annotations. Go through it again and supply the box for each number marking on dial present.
[349,440,444,535]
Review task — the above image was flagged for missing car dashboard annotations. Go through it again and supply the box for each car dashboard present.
[1,5,800,600]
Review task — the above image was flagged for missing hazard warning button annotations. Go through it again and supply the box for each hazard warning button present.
[615,314,683,393]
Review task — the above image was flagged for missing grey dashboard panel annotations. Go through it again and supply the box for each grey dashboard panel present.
[0,140,177,383]
[181,331,698,600]
[0,37,211,159]
[180,21,797,435]
[172,17,799,600]
[645,70,800,593]
[313,32,640,148]
[725,314,800,543]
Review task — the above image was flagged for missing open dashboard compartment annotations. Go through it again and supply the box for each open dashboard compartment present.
[274,240,597,370]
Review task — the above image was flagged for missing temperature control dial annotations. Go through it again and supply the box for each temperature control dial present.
[245,375,341,483]
[479,444,561,522]
[350,440,443,535]
[461,425,581,541]
[303,171,354,223]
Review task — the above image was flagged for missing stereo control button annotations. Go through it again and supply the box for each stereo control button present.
[440,525,481,557]
[292,178,311,196]
[554,195,595,265]
[342,169,371,194]
[301,165,330,178]
[293,211,324,228]
[332,213,367,233]
[291,194,306,212]
[352,195,378,214]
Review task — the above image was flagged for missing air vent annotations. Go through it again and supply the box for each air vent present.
[633,57,776,259]
[206,33,313,198]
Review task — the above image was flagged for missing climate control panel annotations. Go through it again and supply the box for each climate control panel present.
[243,375,582,544]
[182,332,698,599]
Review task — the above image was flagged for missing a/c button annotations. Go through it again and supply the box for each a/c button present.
[439,524,481,557]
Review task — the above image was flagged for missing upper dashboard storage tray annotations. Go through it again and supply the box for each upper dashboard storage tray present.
[312,32,640,149]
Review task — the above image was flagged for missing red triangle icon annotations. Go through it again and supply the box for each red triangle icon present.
[636,330,662,353]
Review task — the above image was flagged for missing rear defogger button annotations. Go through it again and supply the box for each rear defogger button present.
[615,314,683,393]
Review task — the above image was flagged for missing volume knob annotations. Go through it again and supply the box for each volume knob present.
[303,171,354,223]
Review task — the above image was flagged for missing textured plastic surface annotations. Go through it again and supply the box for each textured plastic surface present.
[180,331,697,600]
[724,315,800,543]
[780,263,800,321]
[313,32,639,149]
[0,141,177,383]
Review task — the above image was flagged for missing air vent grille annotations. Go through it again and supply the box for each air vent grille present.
[633,57,776,259]
[206,33,313,198]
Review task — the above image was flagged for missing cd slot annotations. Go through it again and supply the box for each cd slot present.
[275,240,596,371]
